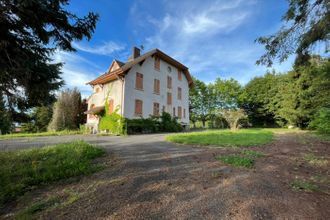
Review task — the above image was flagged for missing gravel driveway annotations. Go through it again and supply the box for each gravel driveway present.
[1,133,329,219]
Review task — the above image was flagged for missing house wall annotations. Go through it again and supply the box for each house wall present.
[123,56,190,125]
[86,79,124,125]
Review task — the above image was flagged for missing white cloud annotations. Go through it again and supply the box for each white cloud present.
[72,41,125,56]
[130,0,293,84]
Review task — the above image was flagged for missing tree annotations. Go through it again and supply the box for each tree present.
[256,0,329,66]
[240,72,282,127]
[219,109,247,131]
[189,78,215,127]
[273,58,330,127]
[33,106,53,132]
[0,0,98,121]
[48,88,83,131]
[0,95,11,134]
[213,78,243,108]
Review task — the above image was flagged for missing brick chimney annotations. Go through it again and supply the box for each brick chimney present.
[132,46,140,59]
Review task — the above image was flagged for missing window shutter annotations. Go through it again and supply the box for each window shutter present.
[167,76,172,89]
[157,80,160,93]
[167,92,172,105]
[154,79,160,94]
[136,72,143,90]
[153,102,159,116]
[154,57,160,70]
[135,99,143,115]
[178,106,182,119]
[108,99,114,114]
[178,87,182,100]
[178,70,182,81]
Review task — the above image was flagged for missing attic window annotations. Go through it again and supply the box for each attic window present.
[167,66,172,73]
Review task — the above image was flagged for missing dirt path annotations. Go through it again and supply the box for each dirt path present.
[1,133,329,219]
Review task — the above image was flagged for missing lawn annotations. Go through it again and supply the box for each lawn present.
[0,141,105,206]
[0,130,83,140]
[166,129,273,147]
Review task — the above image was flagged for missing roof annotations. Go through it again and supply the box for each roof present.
[84,106,104,114]
[87,49,193,87]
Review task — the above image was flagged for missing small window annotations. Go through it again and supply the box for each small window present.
[154,79,160,94]
[178,106,182,119]
[167,76,172,89]
[153,102,160,116]
[167,92,172,105]
[154,57,160,71]
[178,70,182,81]
[173,107,176,117]
[95,87,101,93]
[135,72,143,90]
[178,87,182,100]
[167,66,172,73]
[135,99,143,116]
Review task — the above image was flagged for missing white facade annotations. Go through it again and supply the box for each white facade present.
[87,49,190,130]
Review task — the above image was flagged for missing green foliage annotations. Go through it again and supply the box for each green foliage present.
[291,179,318,192]
[48,88,84,131]
[216,155,254,168]
[213,78,243,108]
[0,141,105,206]
[21,122,37,133]
[0,0,98,120]
[166,129,273,147]
[0,130,83,140]
[309,108,330,134]
[218,109,247,130]
[241,150,264,158]
[256,0,329,66]
[126,112,182,134]
[99,112,125,135]
[33,106,53,132]
[0,95,12,134]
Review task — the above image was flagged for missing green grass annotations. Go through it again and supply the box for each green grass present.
[0,130,83,140]
[303,153,328,167]
[216,155,254,168]
[241,150,265,158]
[166,129,273,147]
[0,141,105,206]
[291,179,318,192]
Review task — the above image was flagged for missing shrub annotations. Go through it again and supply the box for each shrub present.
[160,112,183,132]
[99,112,125,135]
[309,108,330,134]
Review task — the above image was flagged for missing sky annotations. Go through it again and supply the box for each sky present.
[55,0,295,97]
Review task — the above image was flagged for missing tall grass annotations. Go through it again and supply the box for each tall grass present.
[0,141,105,206]
[0,130,83,140]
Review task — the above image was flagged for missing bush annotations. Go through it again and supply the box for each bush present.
[309,108,330,134]
[99,112,125,135]
[125,112,182,134]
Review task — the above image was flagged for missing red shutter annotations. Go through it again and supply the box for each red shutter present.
[178,106,182,119]
[154,79,160,94]
[178,70,182,81]
[136,72,143,90]
[167,92,172,105]
[135,100,143,115]
[108,99,114,114]
[153,102,159,116]
[154,57,160,70]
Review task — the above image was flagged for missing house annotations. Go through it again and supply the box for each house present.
[85,47,193,133]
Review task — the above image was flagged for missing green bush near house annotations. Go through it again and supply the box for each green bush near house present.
[0,141,105,206]
[99,112,126,135]
[309,108,330,134]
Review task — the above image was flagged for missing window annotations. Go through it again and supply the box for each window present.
[183,108,186,118]
[108,99,114,114]
[153,102,160,116]
[177,87,182,100]
[178,106,182,119]
[95,87,101,93]
[153,79,160,94]
[154,57,160,70]
[135,72,143,90]
[89,104,95,119]
[162,105,165,112]
[135,99,143,116]
[173,107,176,117]
[167,66,172,73]
[178,70,182,81]
[167,76,172,89]
[167,92,172,105]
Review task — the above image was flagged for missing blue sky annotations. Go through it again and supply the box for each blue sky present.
[54,0,294,97]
